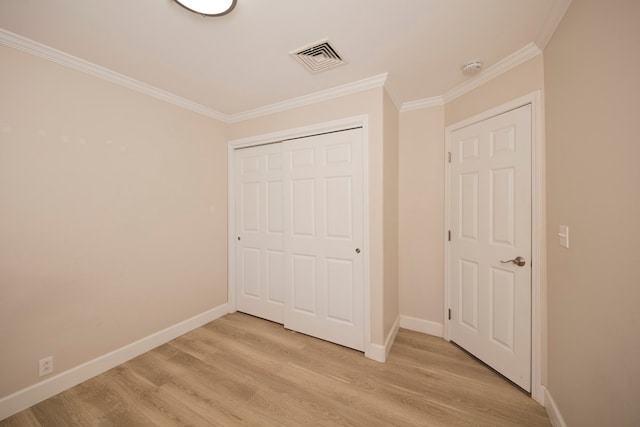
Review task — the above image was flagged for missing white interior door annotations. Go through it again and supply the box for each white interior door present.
[449,105,532,391]
[283,128,365,351]
[235,143,284,323]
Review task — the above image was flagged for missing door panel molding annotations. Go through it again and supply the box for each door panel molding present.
[444,92,545,403]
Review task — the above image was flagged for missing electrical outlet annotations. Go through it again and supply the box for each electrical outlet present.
[39,356,53,377]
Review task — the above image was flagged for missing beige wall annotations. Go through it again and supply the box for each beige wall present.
[398,106,444,323]
[227,88,391,345]
[382,91,400,337]
[544,1,640,425]
[0,44,228,398]
[227,89,382,141]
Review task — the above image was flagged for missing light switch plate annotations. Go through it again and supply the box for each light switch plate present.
[558,225,569,248]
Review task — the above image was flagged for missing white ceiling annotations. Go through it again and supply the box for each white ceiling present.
[0,0,568,119]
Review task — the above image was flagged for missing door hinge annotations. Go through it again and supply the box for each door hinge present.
[448,308,451,320]
[448,152,452,163]
[448,230,451,241]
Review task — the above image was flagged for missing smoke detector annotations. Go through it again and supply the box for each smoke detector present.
[462,60,483,73]
[290,39,346,74]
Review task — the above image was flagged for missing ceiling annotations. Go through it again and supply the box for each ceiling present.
[0,0,569,120]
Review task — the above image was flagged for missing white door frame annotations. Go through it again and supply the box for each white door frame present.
[227,115,371,356]
[444,92,545,404]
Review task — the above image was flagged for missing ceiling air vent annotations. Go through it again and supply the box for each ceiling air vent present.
[290,39,346,74]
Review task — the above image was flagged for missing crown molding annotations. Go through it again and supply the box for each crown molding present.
[0,28,230,122]
[398,42,542,112]
[0,27,387,124]
[228,73,388,123]
[442,42,542,104]
[1,27,552,124]
[535,0,572,50]
[382,80,402,112]
[400,96,444,112]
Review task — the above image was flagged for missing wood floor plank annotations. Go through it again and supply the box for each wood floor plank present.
[1,313,551,426]
[0,411,41,427]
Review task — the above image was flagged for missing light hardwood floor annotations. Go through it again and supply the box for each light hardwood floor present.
[1,313,551,426]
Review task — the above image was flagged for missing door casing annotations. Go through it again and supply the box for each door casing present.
[444,91,545,404]
[227,115,373,358]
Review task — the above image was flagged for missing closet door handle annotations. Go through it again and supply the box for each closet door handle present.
[355,248,361,254]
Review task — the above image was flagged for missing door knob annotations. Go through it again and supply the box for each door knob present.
[500,256,526,267]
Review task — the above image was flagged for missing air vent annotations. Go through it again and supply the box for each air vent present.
[290,39,346,74]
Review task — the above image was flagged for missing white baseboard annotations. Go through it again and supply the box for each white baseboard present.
[365,343,386,362]
[545,387,568,427]
[365,316,400,363]
[0,303,230,421]
[399,315,444,337]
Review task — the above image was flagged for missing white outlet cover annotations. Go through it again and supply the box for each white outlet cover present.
[39,356,54,377]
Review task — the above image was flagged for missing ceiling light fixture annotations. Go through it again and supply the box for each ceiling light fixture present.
[172,0,237,16]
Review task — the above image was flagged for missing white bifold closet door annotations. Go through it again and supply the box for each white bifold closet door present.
[235,128,364,351]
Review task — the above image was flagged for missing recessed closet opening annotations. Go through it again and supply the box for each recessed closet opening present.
[227,117,373,356]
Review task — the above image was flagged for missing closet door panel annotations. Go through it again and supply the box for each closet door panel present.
[283,128,364,351]
[235,144,284,323]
